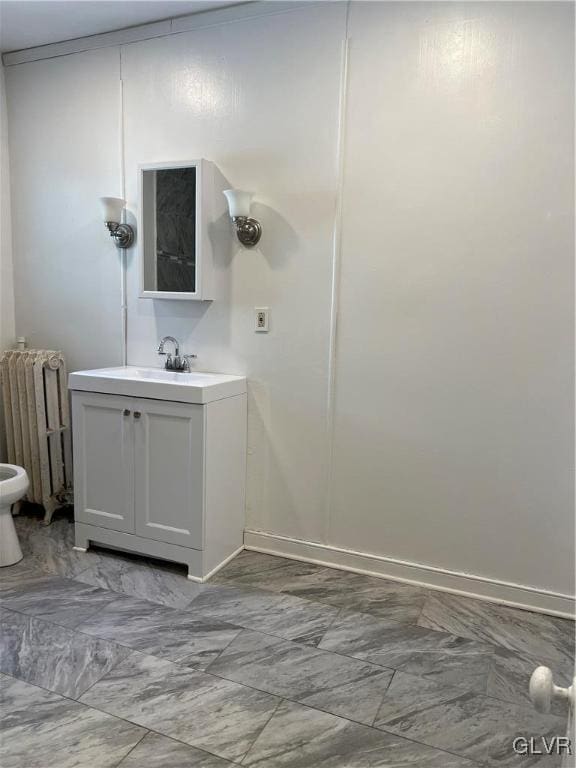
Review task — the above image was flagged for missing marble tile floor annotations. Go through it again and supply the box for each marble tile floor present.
[0,510,574,767]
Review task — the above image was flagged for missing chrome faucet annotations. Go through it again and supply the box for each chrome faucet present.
[157,336,197,372]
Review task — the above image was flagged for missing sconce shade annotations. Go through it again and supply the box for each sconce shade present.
[100,196,134,248]
[223,189,253,218]
[100,196,126,223]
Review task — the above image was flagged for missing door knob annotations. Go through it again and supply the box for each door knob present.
[529,666,575,713]
[134,411,141,419]
[123,409,131,416]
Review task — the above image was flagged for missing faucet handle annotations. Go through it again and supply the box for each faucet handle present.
[183,354,197,372]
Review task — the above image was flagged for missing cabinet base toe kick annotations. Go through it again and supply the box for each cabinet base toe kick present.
[74,522,242,582]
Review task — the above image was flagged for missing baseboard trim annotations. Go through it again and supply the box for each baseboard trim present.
[244,529,575,620]
[202,545,245,583]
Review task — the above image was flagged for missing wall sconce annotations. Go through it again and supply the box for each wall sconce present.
[223,189,262,248]
[100,196,135,249]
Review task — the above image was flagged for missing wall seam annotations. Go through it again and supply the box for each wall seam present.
[323,0,351,545]
[119,47,128,367]
[0,66,16,349]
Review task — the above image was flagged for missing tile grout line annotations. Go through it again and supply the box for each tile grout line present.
[112,727,149,768]
[199,579,576,674]
[4,552,569,766]
[214,572,459,643]
[4,572,565,715]
[1,606,137,700]
[19,523,576,632]
[203,626,249,673]
[26,528,572,659]
[70,646,287,766]
[93,641,390,733]
[8,602,503,764]
[0,670,237,766]
[1,579,127,632]
[0,671,152,744]
[1,603,247,685]
[413,588,430,627]
[71,648,139,701]
[4,600,403,699]
[313,603,344,645]
[374,721,488,768]
[84,613,570,720]
[198,620,400,683]
[0,669,504,768]
[6,560,570,715]
[238,696,286,766]
[4,591,295,732]
[236,685,489,768]
[203,666,390,731]
[369,667,396,729]
[8,542,573,707]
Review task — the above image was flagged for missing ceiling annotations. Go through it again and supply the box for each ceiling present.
[0,0,247,53]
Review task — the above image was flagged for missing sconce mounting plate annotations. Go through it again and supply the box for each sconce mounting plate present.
[233,216,262,248]
[106,221,135,249]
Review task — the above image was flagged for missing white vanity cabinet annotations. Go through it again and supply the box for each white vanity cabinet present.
[69,367,247,581]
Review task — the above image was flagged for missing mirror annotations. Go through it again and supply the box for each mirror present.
[139,159,224,301]
[141,165,197,295]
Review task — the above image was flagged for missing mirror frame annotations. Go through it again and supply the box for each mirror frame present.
[138,159,207,301]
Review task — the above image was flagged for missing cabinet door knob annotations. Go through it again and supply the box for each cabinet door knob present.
[134,411,141,419]
[123,409,131,416]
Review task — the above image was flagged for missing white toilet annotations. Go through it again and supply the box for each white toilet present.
[0,464,29,566]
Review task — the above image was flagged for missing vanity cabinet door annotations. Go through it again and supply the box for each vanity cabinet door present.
[72,392,135,533]
[133,398,204,548]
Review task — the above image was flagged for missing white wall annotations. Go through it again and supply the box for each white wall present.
[121,4,346,541]
[4,2,574,608]
[6,47,123,373]
[0,65,16,459]
[0,66,14,350]
[330,1,575,596]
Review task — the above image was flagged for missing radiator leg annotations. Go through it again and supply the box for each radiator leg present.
[42,497,57,526]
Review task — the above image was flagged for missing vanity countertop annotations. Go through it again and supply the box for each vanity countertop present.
[68,366,246,404]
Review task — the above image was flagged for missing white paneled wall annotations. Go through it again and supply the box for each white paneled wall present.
[0,66,15,460]
[121,3,346,540]
[0,67,14,350]
[330,2,575,596]
[5,48,124,373]
[4,2,574,610]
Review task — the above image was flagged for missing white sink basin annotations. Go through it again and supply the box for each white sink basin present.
[68,366,246,404]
